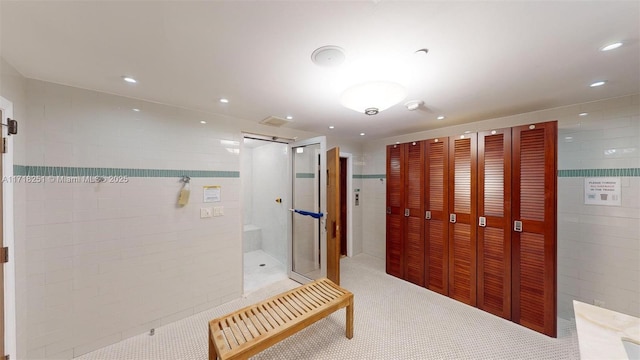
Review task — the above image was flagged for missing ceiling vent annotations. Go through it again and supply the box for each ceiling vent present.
[260,116,292,127]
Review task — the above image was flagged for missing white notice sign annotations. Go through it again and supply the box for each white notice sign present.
[203,186,221,203]
[584,177,621,206]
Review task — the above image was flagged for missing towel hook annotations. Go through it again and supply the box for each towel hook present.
[181,176,191,183]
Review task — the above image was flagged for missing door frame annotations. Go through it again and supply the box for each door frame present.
[339,152,353,257]
[287,136,327,284]
[1,96,16,360]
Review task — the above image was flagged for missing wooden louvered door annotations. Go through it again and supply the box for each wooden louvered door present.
[448,133,477,306]
[512,121,557,337]
[386,144,405,278]
[424,138,449,295]
[404,141,425,286]
[477,128,512,318]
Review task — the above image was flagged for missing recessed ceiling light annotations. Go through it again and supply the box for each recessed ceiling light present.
[360,132,365,136]
[579,112,588,116]
[464,130,471,134]
[590,81,606,87]
[437,115,445,120]
[200,121,207,124]
[286,116,293,120]
[122,76,137,83]
[132,108,140,112]
[219,98,229,103]
[328,125,335,129]
[601,42,623,51]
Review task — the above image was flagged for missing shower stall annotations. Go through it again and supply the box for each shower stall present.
[242,138,289,293]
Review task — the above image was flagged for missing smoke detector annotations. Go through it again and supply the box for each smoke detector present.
[311,46,345,67]
[260,116,292,127]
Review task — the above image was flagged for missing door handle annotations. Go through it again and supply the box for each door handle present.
[332,221,337,237]
[449,213,457,223]
[514,220,523,232]
[425,211,431,220]
[386,206,391,214]
[404,209,410,217]
[478,216,486,227]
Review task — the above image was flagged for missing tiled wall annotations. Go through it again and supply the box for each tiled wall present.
[13,78,326,359]
[250,142,289,263]
[362,94,640,320]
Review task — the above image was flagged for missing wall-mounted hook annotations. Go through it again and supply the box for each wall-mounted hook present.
[275,198,282,203]
[181,176,191,183]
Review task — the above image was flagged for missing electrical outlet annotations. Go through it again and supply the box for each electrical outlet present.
[593,299,605,307]
[200,207,213,218]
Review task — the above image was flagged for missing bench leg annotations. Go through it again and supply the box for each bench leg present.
[346,297,353,339]
[209,326,218,360]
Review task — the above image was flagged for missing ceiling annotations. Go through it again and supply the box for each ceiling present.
[1,1,638,141]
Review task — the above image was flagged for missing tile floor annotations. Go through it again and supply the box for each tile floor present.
[78,254,580,359]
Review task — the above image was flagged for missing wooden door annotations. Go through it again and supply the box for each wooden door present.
[424,137,449,295]
[0,112,4,358]
[477,128,512,318]
[326,147,341,284]
[448,133,477,306]
[512,121,557,337]
[404,141,425,286]
[339,157,348,257]
[386,144,405,278]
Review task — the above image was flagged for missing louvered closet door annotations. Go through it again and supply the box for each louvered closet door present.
[477,128,512,318]
[386,144,405,278]
[512,121,557,337]
[424,138,449,295]
[448,133,477,306]
[404,141,425,286]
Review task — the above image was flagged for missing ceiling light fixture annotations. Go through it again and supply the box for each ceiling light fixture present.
[286,116,293,120]
[219,98,229,103]
[437,115,445,120]
[132,108,140,112]
[122,76,137,83]
[601,42,623,51]
[360,133,366,136]
[200,121,207,124]
[328,125,335,129]
[340,81,407,116]
[579,112,588,116]
[590,81,606,87]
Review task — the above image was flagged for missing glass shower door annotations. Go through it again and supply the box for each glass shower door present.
[288,137,326,283]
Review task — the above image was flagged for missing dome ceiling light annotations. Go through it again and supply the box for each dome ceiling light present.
[340,81,407,116]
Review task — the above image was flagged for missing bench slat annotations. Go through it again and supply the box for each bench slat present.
[283,294,306,316]
[252,308,273,332]
[227,319,246,346]
[277,297,300,318]
[233,314,254,342]
[301,287,327,305]
[268,300,293,323]
[289,292,313,312]
[296,289,320,309]
[240,312,261,338]
[260,303,285,327]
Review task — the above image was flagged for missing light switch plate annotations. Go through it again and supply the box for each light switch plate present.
[213,206,224,216]
[200,207,213,218]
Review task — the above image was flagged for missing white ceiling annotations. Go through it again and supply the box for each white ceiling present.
[1,1,638,141]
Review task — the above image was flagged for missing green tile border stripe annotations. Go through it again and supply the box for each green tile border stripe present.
[558,168,640,177]
[355,174,386,179]
[296,173,316,178]
[13,165,238,178]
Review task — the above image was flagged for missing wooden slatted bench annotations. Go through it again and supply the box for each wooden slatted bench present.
[208,278,354,360]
